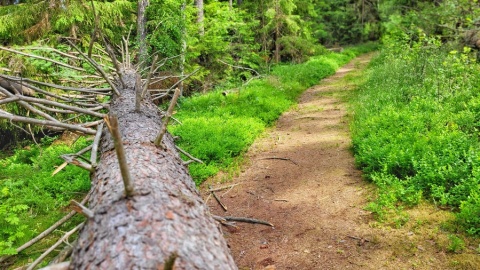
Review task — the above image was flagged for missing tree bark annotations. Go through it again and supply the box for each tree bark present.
[137,0,149,69]
[274,0,280,63]
[69,68,237,269]
[0,77,36,97]
[195,0,205,36]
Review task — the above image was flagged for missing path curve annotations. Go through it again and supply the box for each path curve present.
[203,54,480,270]
[205,54,374,269]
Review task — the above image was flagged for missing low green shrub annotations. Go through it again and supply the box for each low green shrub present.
[0,137,90,255]
[170,116,264,183]
[351,34,480,234]
[457,191,480,236]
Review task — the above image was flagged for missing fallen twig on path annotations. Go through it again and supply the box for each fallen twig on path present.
[221,185,236,197]
[208,183,240,193]
[259,157,298,166]
[212,215,239,229]
[213,215,274,227]
[209,186,228,211]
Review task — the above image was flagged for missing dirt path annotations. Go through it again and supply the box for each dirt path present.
[203,54,480,270]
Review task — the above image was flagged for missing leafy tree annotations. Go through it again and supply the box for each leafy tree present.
[0,1,136,45]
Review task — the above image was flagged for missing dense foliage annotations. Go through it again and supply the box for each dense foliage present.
[352,24,480,236]
[0,0,379,92]
[0,137,90,256]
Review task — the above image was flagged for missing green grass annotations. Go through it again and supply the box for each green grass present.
[351,36,480,235]
[0,137,90,259]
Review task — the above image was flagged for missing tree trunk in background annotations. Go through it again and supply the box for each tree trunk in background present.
[274,0,280,63]
[195,0,204,36]
[180,1,187,95]
[137,0,149,68]
[69,69,237,269]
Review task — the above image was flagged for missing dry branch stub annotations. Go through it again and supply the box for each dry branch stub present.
[69,67,236,269]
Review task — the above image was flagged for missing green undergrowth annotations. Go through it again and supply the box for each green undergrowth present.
[351,34,480,235]
[171,43,377,184]
[0,137,90,258]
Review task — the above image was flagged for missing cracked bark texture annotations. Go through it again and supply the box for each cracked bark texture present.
[69,68,237,269]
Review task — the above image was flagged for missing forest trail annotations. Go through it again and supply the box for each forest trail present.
[203,54,480,270]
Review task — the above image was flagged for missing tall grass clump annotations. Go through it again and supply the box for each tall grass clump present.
[171,43,377,183]
[351,33,480,234]
[0,137,90,256]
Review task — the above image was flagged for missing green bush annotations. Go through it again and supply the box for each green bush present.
[458,191,480,236]
[351,35,480,234]
[170,116,264,166]
[0,138,90,255]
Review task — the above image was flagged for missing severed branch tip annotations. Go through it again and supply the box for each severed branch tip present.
[104,114,135,197]
[154,88,181,148]
[70,200,94,218]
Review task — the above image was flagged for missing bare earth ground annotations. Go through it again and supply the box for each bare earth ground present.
[202,54,480,270]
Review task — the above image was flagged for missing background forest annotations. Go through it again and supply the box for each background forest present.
[1,0,480,268]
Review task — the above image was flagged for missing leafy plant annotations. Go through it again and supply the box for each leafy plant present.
[351,34,480,235]
[0,137,91,255]
[447,234,465,253]
[457,190,480,236]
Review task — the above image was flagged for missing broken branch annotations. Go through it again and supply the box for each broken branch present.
[0,191,91,264]
[163,253,178,270]
[90,123,103,167]
[217,59,260,77]
[9,94,106,118]
[70,200,94,218]
[175,145,203,164]
[61,154,93,172]
[260,157,299,166]
[65,39,120,96]
[210,186,228,212]
[212,215,273,227]
[0,46,86,72]
[105,114,134,197]
[141,55,158,98]
[49,240,76,265]
[154,88,181,147]
[25,222,84,270]
[53,144,93,176]
[135,73,143,112]
[212,215,239,229]
[38,261,70,270]
[0,112,97,135]
[208,183,240,193]
[151,69,199,102]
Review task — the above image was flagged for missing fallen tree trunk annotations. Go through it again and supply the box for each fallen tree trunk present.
[69,68,236,269]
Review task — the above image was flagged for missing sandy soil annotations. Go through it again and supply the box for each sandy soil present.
[202,54,480,270]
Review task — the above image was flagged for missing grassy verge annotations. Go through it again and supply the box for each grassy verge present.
[170,42,378,184]
[351,35,480,235]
